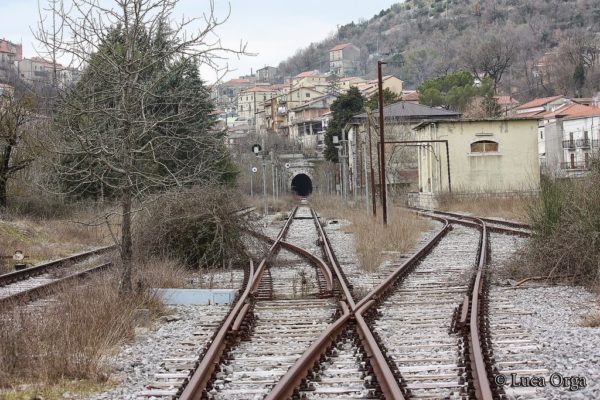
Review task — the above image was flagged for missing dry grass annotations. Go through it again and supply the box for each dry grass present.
[0,254,193,393]
[0,205,118,274]
[437,193,532,222]
[0,271,163,389]
[580,312,600,328]
[311,194,429,272]
[244,194,297,214]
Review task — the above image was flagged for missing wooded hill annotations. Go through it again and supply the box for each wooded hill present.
[277,0,600,101]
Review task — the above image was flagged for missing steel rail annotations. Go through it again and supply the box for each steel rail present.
[310,209,355,308]
[355,300,405,400]
[355,216,451,310]
[265,301,351,400]
[0,245,116,287]
[178,207,297,400]
[468,218,494,400]
[425,209,531,236]
[0,262,114,309]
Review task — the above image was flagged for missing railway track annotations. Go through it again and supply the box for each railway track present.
[138,203,538,400]
[0,246,116,309]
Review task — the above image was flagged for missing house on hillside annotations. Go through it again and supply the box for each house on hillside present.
[560,108,600,176]
[494,95,520,116]
[0,39,22,80]
[288,94,337,152]
[292,70,328,92]
[344,102,461,198]
[357,75,403,98]
[329,43,360,77]
[409,118,540,209]
[237,87,279,126]
[256,66,279,83]
[515,96,599,175]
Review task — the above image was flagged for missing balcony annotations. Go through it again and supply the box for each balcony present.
[562,140,575,149]
[561,161,591,170]
[575,138,599,148]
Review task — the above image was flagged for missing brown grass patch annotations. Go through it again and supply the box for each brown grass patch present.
[311,194,429,272]
[437,192,532,222]
[0,261,180,390]
[0,204,118,274]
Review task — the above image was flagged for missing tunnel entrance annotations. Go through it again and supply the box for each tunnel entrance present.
[291,173,313,197]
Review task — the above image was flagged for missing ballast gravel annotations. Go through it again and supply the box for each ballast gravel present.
[86,304,228,400]
[503,285,600,400]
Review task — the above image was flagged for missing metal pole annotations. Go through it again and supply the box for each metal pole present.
[271,152,275,197]
[377,60,388,225]
[262,158,267,216]
[250,172,253,197]
[367,114,376,216]
[363,137,369,212]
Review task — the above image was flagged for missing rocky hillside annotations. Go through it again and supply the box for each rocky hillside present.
[278,0,600,100]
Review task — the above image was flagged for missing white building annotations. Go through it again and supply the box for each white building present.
[561,109,600,176]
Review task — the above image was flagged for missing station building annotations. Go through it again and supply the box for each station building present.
[409,118,540,209]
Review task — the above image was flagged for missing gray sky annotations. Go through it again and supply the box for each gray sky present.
[0,0,400,83]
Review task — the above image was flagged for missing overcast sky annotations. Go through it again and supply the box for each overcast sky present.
[0,0,400,83]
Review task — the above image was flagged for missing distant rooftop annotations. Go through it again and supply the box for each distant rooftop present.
[351,101,461,123]
[330,43,354,52]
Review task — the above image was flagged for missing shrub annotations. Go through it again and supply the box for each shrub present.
[510,169,600,287]
[135,185,250,269]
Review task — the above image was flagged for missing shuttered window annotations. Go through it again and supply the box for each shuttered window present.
[470,140,499,153]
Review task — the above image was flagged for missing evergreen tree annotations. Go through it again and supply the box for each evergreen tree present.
[366,88,401,110]
[418,71,495,114]
[324,87,365,162]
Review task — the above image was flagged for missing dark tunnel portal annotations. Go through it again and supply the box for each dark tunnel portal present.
[291,174,313,197]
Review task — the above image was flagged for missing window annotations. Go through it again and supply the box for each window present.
[306,93,310,98]
[470,140,499,153]
[570,153,575,168]
[540,132,544,139]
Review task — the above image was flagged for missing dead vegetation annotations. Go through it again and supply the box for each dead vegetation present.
[0,270,164,390]
[311,194,429,272]
[506,172,600,288]
[0,203,117,274]
[437,192,532,222]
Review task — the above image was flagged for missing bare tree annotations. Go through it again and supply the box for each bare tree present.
[461,27,518,92]
[0,90,37,207]
[35,0,246,293]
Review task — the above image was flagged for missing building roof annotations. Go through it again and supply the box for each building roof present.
[413,117,540,130]
[241,87,276,93]
[295,70,321,78]
[543,103,594,118]
[351,101,461,123]
[223,78,253,86]
[516,95,565,110]
[562,107,600,120]
[494,95,520,106]
[330,43,352,52]
[402,91,419,102]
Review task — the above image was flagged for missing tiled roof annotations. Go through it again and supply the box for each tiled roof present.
[494,95,520,106]
[562,107,600,120]
[242,87,276,93]
[351,101,461,122]
[295,70,320,78]
[402,91,419,102]
[544,103,594,118]
[516,95,565,110]
[330,43,352,51]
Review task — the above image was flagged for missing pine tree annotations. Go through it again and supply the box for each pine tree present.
[324,87,365,162]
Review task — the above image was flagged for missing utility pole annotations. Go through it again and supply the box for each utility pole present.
[377,61,388,225]
[366,110,376,217]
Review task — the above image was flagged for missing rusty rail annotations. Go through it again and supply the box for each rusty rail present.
[467,218,494,400]
[265,301,351,400]
[0,262,114,309]
[355,300,405,399]
[427,209,531,236]
[178,207,297,400]
[0,245,116,287]
[310,209,355,308]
